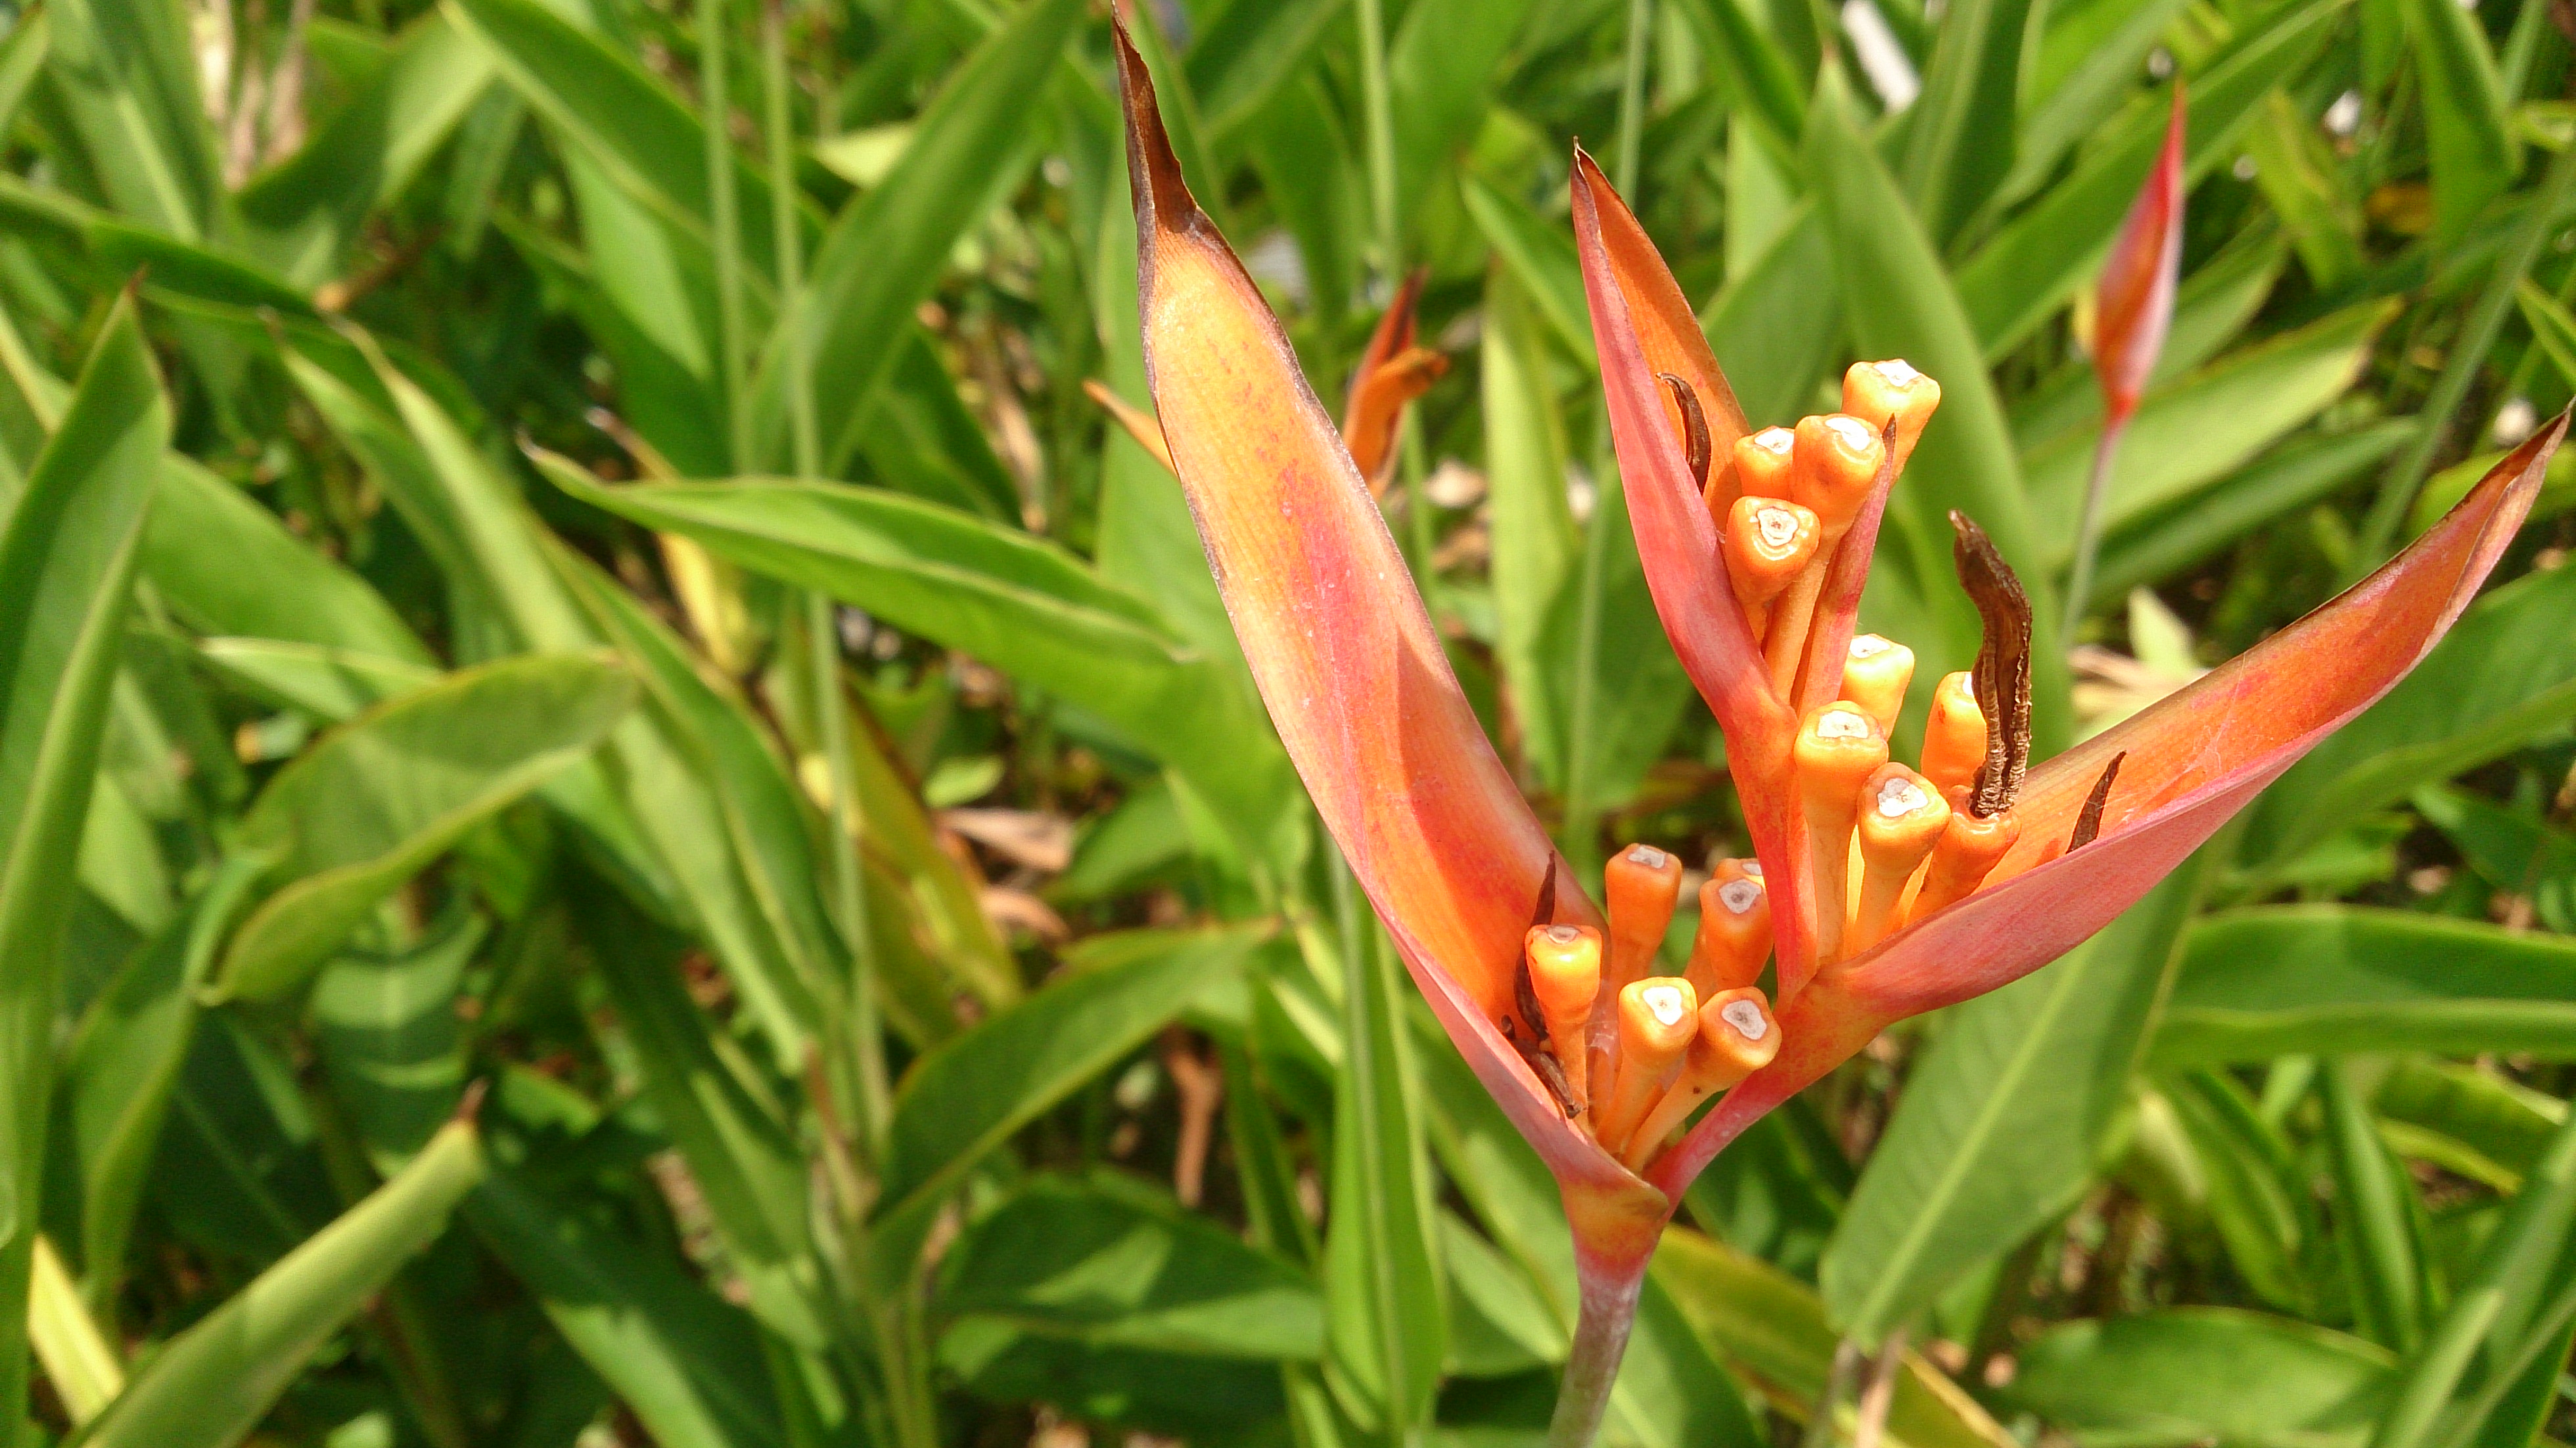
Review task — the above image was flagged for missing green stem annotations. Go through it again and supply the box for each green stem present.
[1613,0,1654,196]
[1544,1262,1647,1448]
[2354,136,2576,572]
[701,0,748,471]
[2061,420,2125,650]
[1354,0,1399,271]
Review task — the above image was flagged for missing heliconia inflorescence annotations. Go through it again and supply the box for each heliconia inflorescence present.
[1108,9,2563,1441]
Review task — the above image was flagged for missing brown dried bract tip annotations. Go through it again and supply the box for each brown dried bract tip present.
[1950,510,2032,818]
[2068,751,2127,851]
[1661,373,1713,492]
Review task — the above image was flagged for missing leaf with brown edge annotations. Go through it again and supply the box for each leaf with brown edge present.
[1570,148,1811,991]
[1658,413,2563,1194]
[1116,16,1645,1216]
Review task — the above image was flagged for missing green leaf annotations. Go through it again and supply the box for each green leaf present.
[311,910,482,1169]
[1956,0,2342,357]
[2243,93,2367,290]
[147,459,433,662]
[2371,1100,2576,1448]
[442,0,798,288]
[877,924,1268,1228]
[2514,278,2576,390]
[193,639,440,724]
[1654,1228,2015,1448]
[1897,0,2035,244]
[936,1171,1323,1359]
[0,292,165,1434]
[0,16,51,143]
[2240,558,2576,869]
[2416,785,2576,934]
[1323,926,1446,1433]
[1821,853,2207,1342]
[60,856,269,1309]
[2010,0,2192,206]
[1461,171,1598,369]
[469,1166,782,1448]
[1684,0,1809,164]
[545,468,1300,859]
[2408,0,2518,252]
[2000,1307,2398,1446]
[2092,422,2414,600]
[557,551,865,1014]
[750,0,1082,473]
[217,653,635,1001]
[1185,0,1348,147]
[1542,478,1697,813]
[2322,1058,2427,1351]
[938,1321,1291,1440]
[2026,302,2395,569]
[581,882,822,1349]
[1481,263,1582,782]
[2375,1057,2565,1191]
[235,11,498,287]
[2165,1068,2318,1312]
[1387,0,1538,232]
[1705,198,1843,428]
[81,1119,485,1448]
[37,0,221,238]
[2151,907,2576,1067]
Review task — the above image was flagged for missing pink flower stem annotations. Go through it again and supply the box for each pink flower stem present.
[2063,417,2130,652]
[1544,1254,1649,1448]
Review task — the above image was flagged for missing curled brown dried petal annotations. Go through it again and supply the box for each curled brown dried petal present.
[1951,510,2033,818]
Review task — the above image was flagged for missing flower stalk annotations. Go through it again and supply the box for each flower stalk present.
[2065,83,2185,645]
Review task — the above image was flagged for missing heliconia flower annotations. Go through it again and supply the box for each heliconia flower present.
[1578,145,2563,1212]
[2067,82,2188,633]
[1119,5,2560,1437]
[2093,83,2188,431]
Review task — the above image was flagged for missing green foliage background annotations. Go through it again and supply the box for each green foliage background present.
[0,0,2571,1442]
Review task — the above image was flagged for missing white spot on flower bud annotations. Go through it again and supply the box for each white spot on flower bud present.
[1849,634,1893,660]
[1720,999,1769,1040]
[1718,880,1762,915]
[1544,924,1582,945]
[1872,359,1921,386]
[1642,984,1689,1027]
[1875,776,1930,818]
[1626,845,1668,869]
[1752,427,1794,454]
[1826,415,1874,451]
[1756,506,1801,550]
[1741,861,1762,876]
[1816,710,1872,740]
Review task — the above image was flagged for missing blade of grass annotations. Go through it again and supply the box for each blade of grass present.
[0,291,164,1448]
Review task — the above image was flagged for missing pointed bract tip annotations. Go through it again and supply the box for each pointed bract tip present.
[1111,6,1196,251]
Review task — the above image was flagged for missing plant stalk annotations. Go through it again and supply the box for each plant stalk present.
[701,0,750,471]
[1544,1258,1648,1448]
[2062,417,2126,649]
[1613,0,1654,195]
